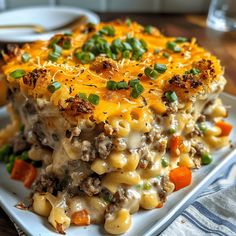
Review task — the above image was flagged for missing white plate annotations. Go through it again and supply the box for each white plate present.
[0,93,236,236]
[0,6,100,42]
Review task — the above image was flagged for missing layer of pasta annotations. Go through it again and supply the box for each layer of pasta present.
[0,19,233,235]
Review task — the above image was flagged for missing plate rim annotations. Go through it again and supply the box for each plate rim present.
[0,5,100,43]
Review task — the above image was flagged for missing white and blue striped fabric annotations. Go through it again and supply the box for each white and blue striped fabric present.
[161,163,236,236]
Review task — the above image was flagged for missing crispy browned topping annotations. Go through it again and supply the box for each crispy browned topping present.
[23,68,47,89]
[63,96,94,116]
[89,57,118,78]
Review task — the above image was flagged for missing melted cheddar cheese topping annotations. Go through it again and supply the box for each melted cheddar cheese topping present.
[2,20,223,123]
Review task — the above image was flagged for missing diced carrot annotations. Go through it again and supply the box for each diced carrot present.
[71,210,90,226]
[215,121,233,137]
[169,135,183,156]
[11,159,37,188]
[169,166,192,191]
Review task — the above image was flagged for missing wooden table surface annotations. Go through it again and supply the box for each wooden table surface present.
[0,13,236,236]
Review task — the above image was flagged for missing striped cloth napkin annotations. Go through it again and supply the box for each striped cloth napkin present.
[161,163,236,236]
[14,163,236,236]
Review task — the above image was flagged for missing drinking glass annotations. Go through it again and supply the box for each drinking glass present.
[207,0,236,31]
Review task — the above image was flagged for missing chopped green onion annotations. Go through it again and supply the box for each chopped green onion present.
[9,69,25,79]
[161,157,169,168]
[201,152,212,165]
[88,94,100,105]
[122,50,130,59]
[122,42,132,51]
[111,38,123,53]
[175,37,188,43]
[162,52,170,58]
[0,144,12,162]
[129,79,140,88]
[154,63,167,74]
[140,39,148,50]
[64,32,72,36]
[99,25,115,36]
[62,40,71,50]
[132,48,146,60]
[48,38,59,48]
[117,81,128,90]
[165,91,178,102]
[144,25,153,34]
[143,182,152,190]
[74,51,95,64]
[154,49,160,54]
[131,83,144,99]
[144,67,158,80]
[166,41,181,53]
[21,53,30,63]
[190,68,200,75]
[53,44,62,54]
[125,18,132,26]
[107,80,117,90]
[78,92,88,100]
[47,81,61,93]
[48,51,60,62]
[198,123,208,133]
[6,162,14,174]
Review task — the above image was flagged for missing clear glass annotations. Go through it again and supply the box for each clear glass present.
[207,0,236,31]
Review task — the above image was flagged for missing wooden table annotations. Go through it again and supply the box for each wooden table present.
[0,13,236,236]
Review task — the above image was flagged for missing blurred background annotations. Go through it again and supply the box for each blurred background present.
[0,0,211,13]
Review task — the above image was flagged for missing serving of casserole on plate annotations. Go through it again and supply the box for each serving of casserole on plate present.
[0,19,234,235]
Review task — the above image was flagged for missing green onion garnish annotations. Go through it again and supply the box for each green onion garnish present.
[132,48,146,60]
[78,92,88,100]
[88,94,100,105]
[131,83,144,98]
[107,80,117,90]
[99,25,115,36]
[21,53,30,63]
[129,79,140,88]
[74,51,95,64]
[144,25,153,34]
[144,67,158,80]
[161,157,169,168]
[201,152,212,165]
[154,63,167,74]
[117,81,128,90]
[48,52,60,62]
[125,18,132,26]
[154,49,160,54]
[9,69,25,79]
[190,68,200,75]
[122,42,132,51]
[47,81,61,93]
[166,41,181,53]
[63,40,71,50]
[175,37,188,43]
[122,50,130,59]
[164,91,178,102]
[162,52,170,58]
